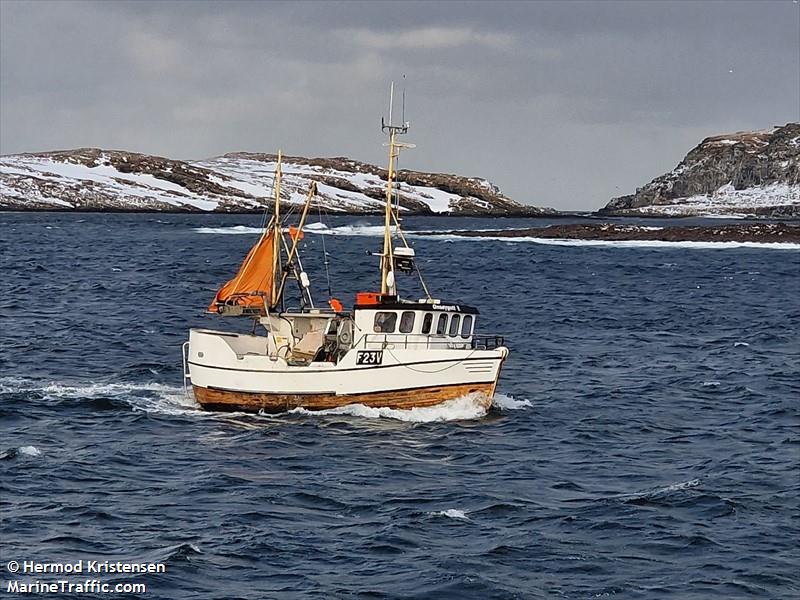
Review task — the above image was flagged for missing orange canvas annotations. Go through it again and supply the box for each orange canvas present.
[208,229,277,312]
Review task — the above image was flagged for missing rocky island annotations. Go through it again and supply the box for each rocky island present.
[428,223,800,244]
[599,123,800,219]
[0,148,553,216]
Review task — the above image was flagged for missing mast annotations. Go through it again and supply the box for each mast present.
[380,82,414,295]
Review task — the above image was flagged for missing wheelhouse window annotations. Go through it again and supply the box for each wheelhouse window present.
[460,315,473,338]
[436,314,448,335]
[448,314,461,337]
[399,311,415,333]
[374,312,397,333]
[421,313,433,334]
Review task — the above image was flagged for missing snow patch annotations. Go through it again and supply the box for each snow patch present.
[634,183,800,218]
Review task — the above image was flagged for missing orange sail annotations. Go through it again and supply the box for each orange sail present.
[208,229,277,313]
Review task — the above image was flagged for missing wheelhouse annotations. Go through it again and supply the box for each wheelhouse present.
[353,297,479,350]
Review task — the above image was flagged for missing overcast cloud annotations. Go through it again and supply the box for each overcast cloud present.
[1,0,798,210]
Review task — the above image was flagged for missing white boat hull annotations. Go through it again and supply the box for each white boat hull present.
[186,328,507,413]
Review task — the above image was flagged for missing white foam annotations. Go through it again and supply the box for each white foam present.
[18,446,41,457]
[194,225,263,235]
[430,234,800,250]
[287,393,490,422]
[1,377,201,417]
[616,478,701,501]
[431,509,470,520]
[305,223,392,237]
[734,342,750,347]
[493,393,531,410]
[304,222,328,231]
[192,223,390,237]
[654,479,701,493]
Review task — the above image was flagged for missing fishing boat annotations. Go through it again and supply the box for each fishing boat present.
[184,89,509,413]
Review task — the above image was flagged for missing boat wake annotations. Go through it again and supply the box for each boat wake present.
[2,377,528,423]
[287,393,492,422]
[286,392,530,422]
[1,377,202,417]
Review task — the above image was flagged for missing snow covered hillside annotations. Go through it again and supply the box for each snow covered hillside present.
[599,123,800,218]
[0,148,551,215]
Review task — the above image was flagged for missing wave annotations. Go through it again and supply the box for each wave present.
[1,377,201,416]
[430,234,800,250]
[614,478,702,503]
[287,392,491,422]
[191,222,381,237]
[2,377,525,423]
[194,225,262,235]
[196,223,800,249]
[429,508,470,520]
[0,445,41,460]
[193,223,389,237]
[493,393,532,409]
[303,222,328,231]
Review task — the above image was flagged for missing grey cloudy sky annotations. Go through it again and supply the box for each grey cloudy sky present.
[1,0,798,210]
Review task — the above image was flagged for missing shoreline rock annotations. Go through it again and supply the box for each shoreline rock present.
[599,123,800,219]
[430,223,800,244]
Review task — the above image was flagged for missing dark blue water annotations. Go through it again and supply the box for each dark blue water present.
[2,212,799,599]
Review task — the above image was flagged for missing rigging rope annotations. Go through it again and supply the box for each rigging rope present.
[317,203,334,300]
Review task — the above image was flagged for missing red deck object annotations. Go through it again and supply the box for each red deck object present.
[355,292,382,306]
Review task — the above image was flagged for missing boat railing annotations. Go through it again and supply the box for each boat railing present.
[181,341,191,397]
[470,335,506,350]
[352,333,504,351]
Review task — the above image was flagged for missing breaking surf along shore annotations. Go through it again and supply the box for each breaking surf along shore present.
[428,223,800,244]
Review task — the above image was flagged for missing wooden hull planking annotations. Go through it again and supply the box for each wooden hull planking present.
[193,382,495,414]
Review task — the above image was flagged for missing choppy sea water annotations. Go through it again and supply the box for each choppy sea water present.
[1,212,798,599]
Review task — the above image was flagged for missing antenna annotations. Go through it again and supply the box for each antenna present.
[388,81,393,127]
[382,80,409,135]
[401,74,406,124]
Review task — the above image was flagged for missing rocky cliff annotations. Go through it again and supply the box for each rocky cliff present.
[599,123,800,218]
[0,148,553,216]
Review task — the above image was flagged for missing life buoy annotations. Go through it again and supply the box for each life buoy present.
[329,298,344,312]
